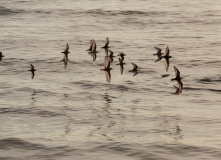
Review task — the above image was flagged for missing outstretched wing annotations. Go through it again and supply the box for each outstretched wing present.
[87,40,93,51]
[164,58,169,72]
[92,39,96,52]
[30,64,34,69]
[104,37,109,48]
[165,46,169,56]
[131,62,138,70]
[174,66,180,78]
[64,43,69,52]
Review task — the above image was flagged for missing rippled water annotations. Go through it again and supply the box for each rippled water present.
[0,0,221,159]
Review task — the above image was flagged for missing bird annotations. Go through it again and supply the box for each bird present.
[116,58,125,75]
[117,52,126,60]
[171,66,184,94]
[88,39,99,54]
[61,43,70,61]
[129,62,139,76]
[154,47,163,62]
[108,50,115,62]
[0,52,4,61]
[86,40,93,51]
[162,46,172,72]
[27,64,36,79]
[101,37,109,49]
[100,57,112,83]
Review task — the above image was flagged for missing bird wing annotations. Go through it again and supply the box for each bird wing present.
[30,64,34,69]
[120,64,124,75]
[92,39,96,52]
[131,62,138,70]
[174,66,180,78]
[173,85,180,94]
[64,43,69,52]
[63,60,67,69]
[165,46,170,56]
[87,40,93,51]
[31,71,34,79]
[164,58,169,72]
[133,71,139,76]
[177,80,183,93]
[104,48,109,56]
[104,37,109,47]
[154,47,162,52]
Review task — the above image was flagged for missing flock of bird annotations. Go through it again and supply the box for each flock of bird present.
[0,37,184,95]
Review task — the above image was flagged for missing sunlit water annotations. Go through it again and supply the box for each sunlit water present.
[0,0,221,159]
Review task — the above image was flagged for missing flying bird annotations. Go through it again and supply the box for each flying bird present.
[154,47,163,62]
[101,37,109,49]
[116,58,125,75]
[61,43,70,60]
[171,66,184,94]
[28,64,36,79]
[100,57,112,83]
[129,62,139,76]
[88,39,99,54]
[117,52,126,60]
[0,52,4,61]
[162,46,172,72]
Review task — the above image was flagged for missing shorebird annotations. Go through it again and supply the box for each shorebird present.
[0,52,4,61]
[100,57,112,83]
[117,52,126,60]
[88,39,99,54]
[171,66,184,94]
[116,58,125,75]
[108,50,115,62]
[28,64,36,79]
[86,40,93,51]
[101,37,109,49]
[61,43,70,61]
[129,62,139,76]
[162,46,172,72]
[154,47,163,62]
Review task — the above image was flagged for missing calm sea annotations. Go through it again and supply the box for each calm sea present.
[0,0,221,159]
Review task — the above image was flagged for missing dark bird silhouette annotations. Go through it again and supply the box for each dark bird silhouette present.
[154,47,163,62]
[101,37,109,49]
[61,43,70,60]
[116,58,125,75]
[0,52,4,61]
[100,57,112,83]
[27,64,36,79]
[117,52,126,60]
[171,66,184,94]
[86,40,93,51]
[108,50,115,62]
[162,46,172,72]
[129,62,139,76]
[88,39,99,54]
